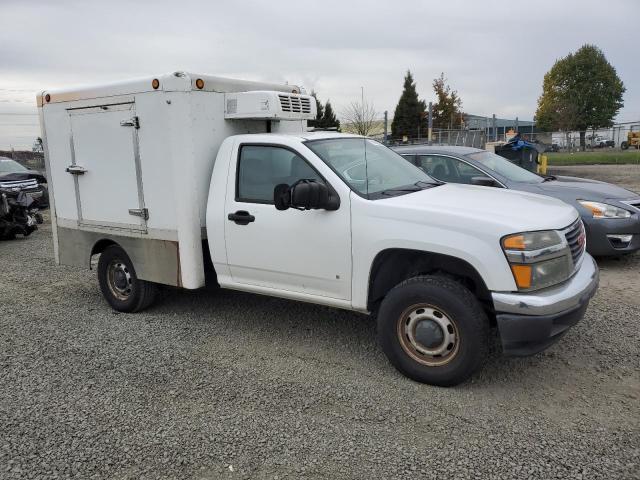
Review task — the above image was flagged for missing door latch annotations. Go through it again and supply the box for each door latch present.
[120,116,140,129]
[128,208,149,220]
[66,165,87,175]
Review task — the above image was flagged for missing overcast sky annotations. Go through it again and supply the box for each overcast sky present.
[1,0,638,149]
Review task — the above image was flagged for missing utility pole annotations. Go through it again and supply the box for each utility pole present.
[383,111,388,144]
[515,116,519,133]
[428,102,433,145]
[492,114,497,141]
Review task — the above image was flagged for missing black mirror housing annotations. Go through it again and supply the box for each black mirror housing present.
[273,179,340,211]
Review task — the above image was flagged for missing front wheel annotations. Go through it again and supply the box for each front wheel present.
[97,245,157,312]
[377,275,489,387]
[621,141,629,150]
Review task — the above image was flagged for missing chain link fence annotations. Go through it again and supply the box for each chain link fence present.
[385,129,486,149]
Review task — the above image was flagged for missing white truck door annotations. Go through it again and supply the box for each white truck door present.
[224,144,352,300]
[68,103,146,231]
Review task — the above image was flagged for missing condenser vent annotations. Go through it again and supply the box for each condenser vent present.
[224,91,316,120]
[279,94,312,114]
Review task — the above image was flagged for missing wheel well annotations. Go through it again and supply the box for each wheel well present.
[89,239,118,268]
[367,249,492,312]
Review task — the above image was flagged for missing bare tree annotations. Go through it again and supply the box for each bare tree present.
[341,99,378,136]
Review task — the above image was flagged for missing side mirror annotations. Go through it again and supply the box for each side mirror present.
[273,179,340,211]
[470,176,499,187]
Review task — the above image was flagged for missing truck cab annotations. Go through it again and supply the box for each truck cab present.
[38,73,599,386]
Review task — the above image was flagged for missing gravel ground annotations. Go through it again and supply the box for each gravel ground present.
[1,166,639,479]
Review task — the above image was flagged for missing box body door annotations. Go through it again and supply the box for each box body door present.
[68,102,146,231]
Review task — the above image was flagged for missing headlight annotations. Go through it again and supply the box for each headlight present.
[578,200,631,219]
[502,230,573,291]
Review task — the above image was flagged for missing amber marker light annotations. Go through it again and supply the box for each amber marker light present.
[45,94,51,103]
[152,79,160,89]
[502,234,526,250]
[195,78,204,89]
[510,265,532,289]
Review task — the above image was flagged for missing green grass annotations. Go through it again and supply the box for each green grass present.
[546,150,640,165]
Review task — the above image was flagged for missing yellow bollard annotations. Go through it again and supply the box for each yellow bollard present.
[537,155,548,175]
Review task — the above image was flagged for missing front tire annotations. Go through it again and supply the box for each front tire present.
[97,245,157,312]
[377,275,489,387]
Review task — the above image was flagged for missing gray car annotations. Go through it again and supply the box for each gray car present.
[392,145,640,257]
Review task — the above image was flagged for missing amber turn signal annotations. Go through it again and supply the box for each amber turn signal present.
[502,234,526,250]
[510,264,532,289]
[152,79,160,89]
[45,94,51,103]
[195,78,204,89]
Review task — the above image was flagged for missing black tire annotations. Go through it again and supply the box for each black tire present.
[377,275,489,387]
[621,141,628,150]
[97,245,158,312]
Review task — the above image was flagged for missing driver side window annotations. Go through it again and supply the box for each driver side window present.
[237,145,322,203]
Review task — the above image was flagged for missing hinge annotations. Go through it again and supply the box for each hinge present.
[128,208,149,220]
[120,116,140,129]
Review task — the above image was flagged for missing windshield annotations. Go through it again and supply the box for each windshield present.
[0,158,28,174]
[305,138,436,198]
[466,151,543,183]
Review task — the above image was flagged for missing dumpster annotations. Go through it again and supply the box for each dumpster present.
[494,134,544,172]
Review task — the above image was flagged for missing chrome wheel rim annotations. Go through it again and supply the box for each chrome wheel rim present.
[397,304,459,367]
[107,259,132,301]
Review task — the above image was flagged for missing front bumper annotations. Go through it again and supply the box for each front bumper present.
[583,215,640,256]
[491,254,599,356]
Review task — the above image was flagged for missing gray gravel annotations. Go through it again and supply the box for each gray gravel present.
[1,220,639,479]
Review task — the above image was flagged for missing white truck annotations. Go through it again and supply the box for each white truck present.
[38,72,599,386]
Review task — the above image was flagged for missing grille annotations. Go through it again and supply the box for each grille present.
[563,219,585,267]
[0,178,38,190]
[279,94,311,114]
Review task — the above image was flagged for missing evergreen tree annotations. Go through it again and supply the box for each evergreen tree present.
[391,71,426,139]
[308,91,324,128]
[535,44,624,149]
[431,73,464,129]
[321,100,340,130]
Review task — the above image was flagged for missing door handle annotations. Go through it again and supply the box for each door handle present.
[228,210,255,225]
[66,165,87,175]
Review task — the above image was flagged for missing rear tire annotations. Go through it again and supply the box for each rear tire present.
[621,141,629,150]
[377,275,489,387]
[97,245,157,312]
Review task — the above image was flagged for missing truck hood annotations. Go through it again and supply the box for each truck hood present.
[377,183,578,233]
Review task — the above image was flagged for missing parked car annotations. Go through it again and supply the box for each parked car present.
[0,157,49,208]
[393,145,640,256]
[586,134,614,149]
[39,72,600,386]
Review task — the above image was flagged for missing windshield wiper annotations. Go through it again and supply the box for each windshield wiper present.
[379,186,423,196]
[378,181,439,197]
[542,175,557,182]
[415,180,444,187]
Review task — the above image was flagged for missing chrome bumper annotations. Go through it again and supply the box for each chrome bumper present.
[492,254,599,316]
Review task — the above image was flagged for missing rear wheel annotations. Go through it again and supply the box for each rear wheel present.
[377,275,489,387]
[97,245,157,312]
[621,141,629,150]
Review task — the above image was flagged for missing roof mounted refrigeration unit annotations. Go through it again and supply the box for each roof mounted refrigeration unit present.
[224,91,316,121]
